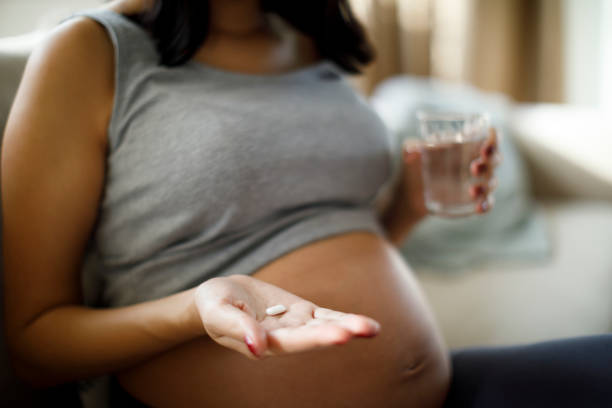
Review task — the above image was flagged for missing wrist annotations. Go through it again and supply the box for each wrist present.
[383,216,421,246]
[381,194,427,246]
[182,287,207,339]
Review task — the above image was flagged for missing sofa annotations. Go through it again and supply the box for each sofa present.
[2,32,611,407]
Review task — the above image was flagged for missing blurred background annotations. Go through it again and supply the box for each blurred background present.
[1,0,611,109]
[352,0,610,106]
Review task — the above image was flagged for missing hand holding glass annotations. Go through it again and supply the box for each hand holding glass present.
[415,111,496,217]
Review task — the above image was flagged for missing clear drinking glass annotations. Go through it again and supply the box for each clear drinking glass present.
[416,111,490,217]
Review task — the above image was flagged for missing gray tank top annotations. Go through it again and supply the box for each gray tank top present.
[70,9,393,308]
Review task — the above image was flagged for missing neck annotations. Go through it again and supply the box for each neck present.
[208,0,268,36]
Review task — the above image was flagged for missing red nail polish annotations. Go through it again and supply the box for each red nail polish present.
[477,163,488,174]
[356,332,378,338]
[470,185,485,197]
[245,336,258,357]
[484,145,495,157]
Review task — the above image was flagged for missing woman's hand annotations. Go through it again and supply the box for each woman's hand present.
[382,128,501,245]
[469,128,501,213]
[408,126,500,214]
[193,275,381,359]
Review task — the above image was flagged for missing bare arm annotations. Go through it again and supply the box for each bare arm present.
[379,145,428,246]
[1,17,204,387]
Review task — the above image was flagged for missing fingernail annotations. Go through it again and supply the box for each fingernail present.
[244,336,259,357]
[470,185,485,197]
[356,332,378,338]
[483,145,495,157]
[477,162,488,174]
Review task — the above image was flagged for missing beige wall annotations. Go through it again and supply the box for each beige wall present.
[0,0,104,37]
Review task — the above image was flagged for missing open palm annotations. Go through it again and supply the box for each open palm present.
[195,275,380,359]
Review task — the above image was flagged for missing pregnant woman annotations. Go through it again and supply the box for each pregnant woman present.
[2,0,499,407]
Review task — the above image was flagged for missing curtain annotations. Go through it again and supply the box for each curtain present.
[350,0,564,103]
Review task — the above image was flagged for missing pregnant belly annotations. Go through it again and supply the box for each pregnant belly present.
[117,232,451,408]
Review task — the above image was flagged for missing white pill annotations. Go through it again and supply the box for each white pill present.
[266,304,287,316]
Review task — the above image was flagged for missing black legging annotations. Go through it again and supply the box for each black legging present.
[443,334,612,408]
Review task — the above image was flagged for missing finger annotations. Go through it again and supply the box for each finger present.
[488,127,497,146]
[266,324,353,355]
[490,152,503,168]
[313,307,346,320]
[332,315,381,338]
[469,183,488,200]
[480,140,496,160]
[403,138,423,154]
[403,139,425,165]
[470,158,490,178]
[469,177,498,200]
[314,308,380,336]
[475,194,495,214]
[204,302,267,357]
[214,336,263,360]
[480,127,498,158]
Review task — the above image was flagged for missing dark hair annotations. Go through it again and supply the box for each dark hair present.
[128,0,374,74]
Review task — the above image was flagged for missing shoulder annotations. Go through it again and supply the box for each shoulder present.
[37,12,115,68]
[19,11,116,140]
[27,12,115,94]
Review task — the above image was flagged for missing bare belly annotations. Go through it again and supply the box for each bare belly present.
[117,232,451,407]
